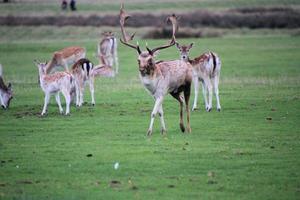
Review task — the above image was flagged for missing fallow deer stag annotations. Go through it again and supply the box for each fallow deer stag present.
[175,42,221,112]
[45,46,86,74]
[97,31,119,74]
[120,5,193,136]
[0,64,13,109]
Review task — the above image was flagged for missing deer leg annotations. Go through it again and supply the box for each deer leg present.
[55,92,63,114]
[213,75,221,111]
[205,78,213,112]
[79,80,84,106]
[62,89,71,115]
[170,92,185,133]
[192,76,199,111]
[89,77,95,106]
[114,53,119,74]
[201,79,208,110]
[147,96,164,136]
[158,104,167,135]
[184,82,192,133]
[75,80,80,107]
[41,92,50,116]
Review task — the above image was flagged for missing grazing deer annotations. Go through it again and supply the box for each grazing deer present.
[70,58,95,107]
[120,5,193,136]
[175,42,221,112]
[34,61,73,116]
[45,46,86,74]
[0,64,13,109]
[97,31,119,74]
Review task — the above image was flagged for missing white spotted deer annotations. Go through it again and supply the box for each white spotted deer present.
[34,61,73,116]
[70,58,95,107]
[175,42,221,112]
[120,5,193,136]
[97,31,119,74]
[0,64,13,109]
[45,46,86,74]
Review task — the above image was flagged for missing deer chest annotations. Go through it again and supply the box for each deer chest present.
[140,76,160,95]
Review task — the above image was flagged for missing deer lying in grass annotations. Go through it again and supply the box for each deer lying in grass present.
[97,31,119,74]
[120,5,193,135]
[0,64,13,109]
[70,58,95,107]
[175,42,221,112]
[45,46,86,74]
[34,61,73,116]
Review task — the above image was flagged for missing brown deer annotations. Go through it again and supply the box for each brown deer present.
[175,42,221,112]
[45,46,86,74]
[0,64,13,109]
[70,58,95,107]
[97,31,119,74]
[120,5,193,136]
[34,61,73,116]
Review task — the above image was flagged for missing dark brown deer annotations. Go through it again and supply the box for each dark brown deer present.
[120,5,193,136]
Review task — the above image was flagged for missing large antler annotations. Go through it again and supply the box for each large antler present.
[119,4,141,54]
[146,14,179,55]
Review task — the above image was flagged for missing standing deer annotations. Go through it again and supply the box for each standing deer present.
[120,5,193,136]
[97,31,119,74]
[0,64,13,109]
[34,61,73,116]
[45,46,86,74]
[175,42,221,112]
[70,58,95,107]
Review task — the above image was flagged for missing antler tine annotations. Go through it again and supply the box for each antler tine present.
[149,14,179,54]
[167,14,179,43]
[119,4,141,53]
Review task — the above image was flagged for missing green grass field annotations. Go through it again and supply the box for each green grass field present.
[0,29,299,199]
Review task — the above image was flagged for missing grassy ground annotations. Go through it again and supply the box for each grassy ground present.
[1,0,300,16]
[0,27,299,199]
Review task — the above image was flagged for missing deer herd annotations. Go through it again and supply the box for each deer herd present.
[0,4,222,136]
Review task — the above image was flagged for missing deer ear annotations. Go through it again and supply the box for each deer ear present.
[175,42,180,49]
[189,43,194,48]
[7,83,12,89]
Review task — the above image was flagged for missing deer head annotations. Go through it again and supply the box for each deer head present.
[175,42,194,62]
[119,4,178,75]
[102,31,115,39]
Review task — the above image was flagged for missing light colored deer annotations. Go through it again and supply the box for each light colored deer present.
[120,5,193,136]
[34,61,73,116]
[70,58,95,107]
[97,31,119,74]
[45,46,86,74]
[0,64,13,109]
[175,42,221,112]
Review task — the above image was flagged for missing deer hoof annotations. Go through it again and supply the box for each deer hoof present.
[187,127,192,133]
[92,103,95,106]
[161,129,167,135]
[180,123,185,133]
[192,107,198,111]
[147,129,152,136]
[217,108,221,112]
[206,107,212,112]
